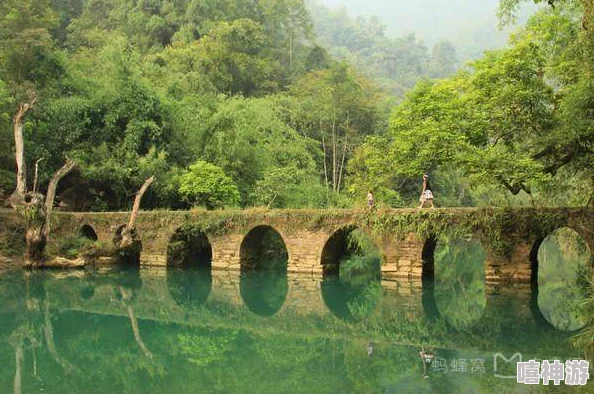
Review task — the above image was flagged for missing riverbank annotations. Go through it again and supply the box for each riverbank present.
[0,209,24,263]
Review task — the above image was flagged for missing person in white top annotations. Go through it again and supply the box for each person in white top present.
[418,173,435,209]
[366,190,374,209]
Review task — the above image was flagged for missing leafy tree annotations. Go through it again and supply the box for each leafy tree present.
[196,96,324,207]
[287,63,384,195]
[191,19,279,96]
[349,4,594,206]
[178,160,240,209]
[259,0,314,81]
[27,34,175,208]
[0,0,62,93]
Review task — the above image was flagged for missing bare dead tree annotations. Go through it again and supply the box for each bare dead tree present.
[115,176,154,251]
[337,115,349,193]
[8,95,37,206]
[20,159,77,267]
[128,176,155,231]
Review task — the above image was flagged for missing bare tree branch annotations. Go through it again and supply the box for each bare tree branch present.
[500,178,531,195]
[32,157,45,194]
[43,159,76,238]
[337,125,348,193]
[127,176,155,230]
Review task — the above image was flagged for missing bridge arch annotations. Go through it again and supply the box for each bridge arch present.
[421,237,439,320]
[239,225,289,316]
[320,225,383,321]
[421,235,487,329]
[77,224,98,241]
[530,227,592,331]
[165,226,213,309]
[166,227,213,268]
[320,225,384,276]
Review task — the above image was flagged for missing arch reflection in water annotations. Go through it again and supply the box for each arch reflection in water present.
[536,227,592,331]
[167,267,212,309]
[166,227,213,308]
[320,226,382,322]
[239,226,288,316]
[428,236,486,329]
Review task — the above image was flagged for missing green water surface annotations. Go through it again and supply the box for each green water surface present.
[0,233,592,393]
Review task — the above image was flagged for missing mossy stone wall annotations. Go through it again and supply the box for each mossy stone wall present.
[5,207,592,282]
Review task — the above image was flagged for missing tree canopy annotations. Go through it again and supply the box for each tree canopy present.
[0,0,591,210]
[348,2,593,207]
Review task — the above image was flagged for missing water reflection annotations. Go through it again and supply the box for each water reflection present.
[321,275,382,322]
[240,226,289,316]
[321,227,382,321]
[167,267,212,309]
[537,227,592,331]
[240,270,288,316]
[0,268,592,393]
[431,237,487,330]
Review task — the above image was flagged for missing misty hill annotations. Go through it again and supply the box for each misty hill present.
[308,1,461,97]
[313,0,540,61]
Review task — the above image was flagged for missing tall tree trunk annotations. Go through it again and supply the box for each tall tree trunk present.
[9,99,36,205]
[337,116,349,193]
[332,121,337,192]
[337,132,348,194]
[322,134,329,191]
[289,25,293,73]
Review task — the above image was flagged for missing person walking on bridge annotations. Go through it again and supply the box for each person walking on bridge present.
[418,173,435,209]
[367,190,374,210]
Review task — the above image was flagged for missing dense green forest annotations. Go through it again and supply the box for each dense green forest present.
[0,0,592,211]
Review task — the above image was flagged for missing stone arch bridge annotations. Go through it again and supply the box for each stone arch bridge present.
[48,207,593,283]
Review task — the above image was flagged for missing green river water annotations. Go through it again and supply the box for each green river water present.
[0,228,591,393]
